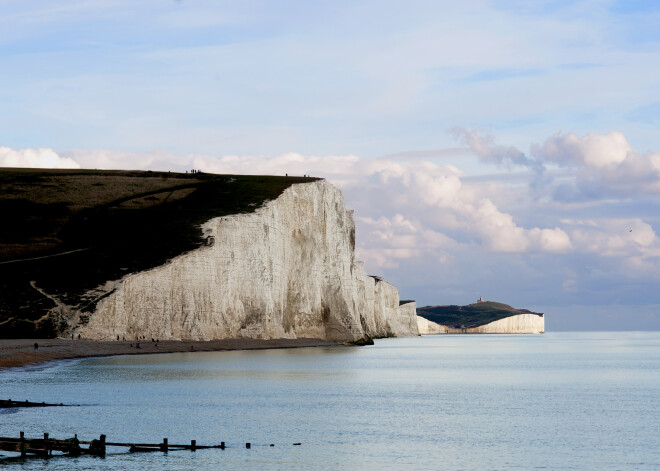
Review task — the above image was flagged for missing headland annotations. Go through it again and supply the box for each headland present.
[417,300,544,334]
[0,168,418,346]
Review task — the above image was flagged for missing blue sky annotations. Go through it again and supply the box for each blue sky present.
[2,0,660,330]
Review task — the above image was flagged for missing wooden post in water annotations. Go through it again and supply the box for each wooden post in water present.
[246,442,251,449]
[87,434,106,457]
[190,440,196,451]
[20,431,25,457]
[44,432,51,456]
[161,438,168,453]
[70,434,81,456]
[220,441,225,450]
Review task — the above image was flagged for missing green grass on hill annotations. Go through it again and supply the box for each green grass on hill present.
[416,301,542,329]
[0,168,318,338]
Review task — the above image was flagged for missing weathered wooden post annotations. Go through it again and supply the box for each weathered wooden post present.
[20,431,25,457]
[69,433,81,456]
[88,434,106,456]
[190,440,196,451]
[44,432,51,456]
[246,442,251,449]
[161,438,168,453]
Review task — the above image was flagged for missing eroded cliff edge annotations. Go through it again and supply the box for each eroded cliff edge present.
[77,180,419,343]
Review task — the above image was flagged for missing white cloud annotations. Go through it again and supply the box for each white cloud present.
[533,131,632,168]
[529,227,573,253]
[0,147,79,169]
[356,214,459,269]
[450,127,535,167]
[565,218,660,258]
[454,130,660,200]
[63,148,196,172]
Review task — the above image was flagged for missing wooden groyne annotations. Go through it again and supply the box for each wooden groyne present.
[0,432,301,458]
[0,399,78,408]
[0,432,95,457]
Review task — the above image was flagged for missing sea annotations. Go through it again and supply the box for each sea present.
[0,332,658,470]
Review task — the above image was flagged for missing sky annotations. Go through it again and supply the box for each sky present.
[2,0,660,330]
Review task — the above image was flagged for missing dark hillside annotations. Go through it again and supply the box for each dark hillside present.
[417,301,542,329]
[0,168,317,338]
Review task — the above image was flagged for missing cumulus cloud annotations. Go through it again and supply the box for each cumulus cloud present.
[452,129,660,201]
[469,198,571,253]
[62,149,177,171]
[450,127,537,168]
[0,147,79,169]
[356,214,459,268]
[559,218,660,284]
[189,152,363,185]
[532,131,632,168]
[563,218,660,258]
[535,132,660,198]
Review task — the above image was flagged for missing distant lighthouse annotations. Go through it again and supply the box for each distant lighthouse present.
[477,296,483,303]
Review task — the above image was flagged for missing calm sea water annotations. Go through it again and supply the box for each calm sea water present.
[1,332,659,470]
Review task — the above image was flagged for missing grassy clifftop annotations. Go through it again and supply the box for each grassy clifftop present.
[417,301,542,329]
[0,168,317,338]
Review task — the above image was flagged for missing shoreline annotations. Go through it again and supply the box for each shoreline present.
[0,338,340,371]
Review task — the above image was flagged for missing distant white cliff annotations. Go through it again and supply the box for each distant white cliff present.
[416,315,448,334]
[417,314,544,334]
[77,180,419,343]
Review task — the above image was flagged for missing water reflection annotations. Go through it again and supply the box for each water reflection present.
[1,333,659,470]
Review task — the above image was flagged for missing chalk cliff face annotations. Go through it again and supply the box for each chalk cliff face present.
[416,314,544,334]
[417,315,448,334]
[77,181,419,342]
[469,314,544,333]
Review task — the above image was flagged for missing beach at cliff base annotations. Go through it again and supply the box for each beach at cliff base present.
[0,338,339,370]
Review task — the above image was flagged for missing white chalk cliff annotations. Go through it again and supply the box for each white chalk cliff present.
[416,314,544,334]
[416,315,448,334]
[77,180,419,342]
